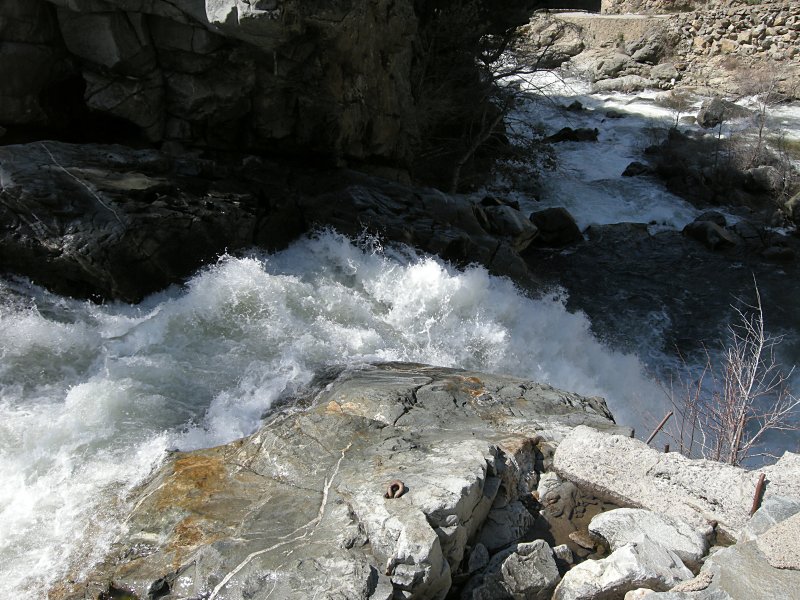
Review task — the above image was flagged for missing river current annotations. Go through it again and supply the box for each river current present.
[2,76,800,597]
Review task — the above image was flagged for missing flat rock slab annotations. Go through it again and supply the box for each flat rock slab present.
[51,363,626,600]
[553,426,800,541]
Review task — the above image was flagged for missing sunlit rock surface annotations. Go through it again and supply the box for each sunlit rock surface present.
[553,425,800,541]
[51,362,628,600]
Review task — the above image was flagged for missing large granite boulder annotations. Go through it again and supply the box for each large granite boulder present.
[0,141,534,301]
[50,363,629,600]
[553,426,800,541]
[0,0,540,172]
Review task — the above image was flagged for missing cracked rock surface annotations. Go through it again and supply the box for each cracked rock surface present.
[553,425,800,542]
[50,362,626,600]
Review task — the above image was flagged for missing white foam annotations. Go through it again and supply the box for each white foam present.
[0,232,664,597]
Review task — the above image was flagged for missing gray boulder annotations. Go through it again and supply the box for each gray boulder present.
[530,207,582,247]
[593,75,654,93]
[51,363,628,600]
[552,537,693,600]
[696,98,752,128]
[482,205,540,253]
[740,496,800,542]
[682,219,740,250]
[463,540,561,600]
[589,508,709,570]
[645,516,800,599]
[552,426,800,541]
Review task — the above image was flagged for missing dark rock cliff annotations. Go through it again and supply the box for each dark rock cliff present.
[0,0,540,171]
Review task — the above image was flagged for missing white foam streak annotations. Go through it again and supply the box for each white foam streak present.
[0,232,662,597]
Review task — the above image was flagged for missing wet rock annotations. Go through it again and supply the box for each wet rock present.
[761,245,795,261]
[593,75,654,92]
[622,161,654,177]
[482,205,540,253]
[589,508,709,570]
[530,207,583,247]
[552,426,800,541]
[0,141,537,301]
[695,211,727,227]
[552,537,693,600]
[52,364,628,600]
[545,127,600,143]
[682,220,740,250]
[566,100,584,112]
[696,97,752,128]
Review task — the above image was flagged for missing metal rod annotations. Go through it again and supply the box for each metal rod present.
[646,411,674,445]
[750,473,766,516]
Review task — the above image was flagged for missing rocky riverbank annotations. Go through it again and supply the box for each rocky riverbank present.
[531,0,800,97]
[50,363,800,600]
[0,141,536,301]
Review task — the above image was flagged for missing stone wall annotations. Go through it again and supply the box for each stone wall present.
[551,0,800,96]
[671,0,800,64]
[601,0,711,14]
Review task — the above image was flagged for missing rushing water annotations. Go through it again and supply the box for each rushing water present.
[0,231,666,597]
[3,72,800,597]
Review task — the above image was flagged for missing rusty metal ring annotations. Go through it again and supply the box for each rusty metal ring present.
[384,479,406,499]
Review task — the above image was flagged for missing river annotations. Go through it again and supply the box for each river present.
[1,75,799,597]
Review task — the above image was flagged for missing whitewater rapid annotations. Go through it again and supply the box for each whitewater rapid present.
[0,231,665,597]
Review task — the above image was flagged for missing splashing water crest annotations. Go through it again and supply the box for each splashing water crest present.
[0,231,663,597]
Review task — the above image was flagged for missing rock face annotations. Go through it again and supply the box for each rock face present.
[552,426,800,541]
[51,363,628,600]
[0,141,536,301]
[0,0,419,163]
[0,0,540,171]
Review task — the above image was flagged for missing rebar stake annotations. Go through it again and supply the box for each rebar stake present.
[750,473,766,516]
[646,411,674,445]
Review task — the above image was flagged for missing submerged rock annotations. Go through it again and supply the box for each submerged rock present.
[51,363,627,600]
